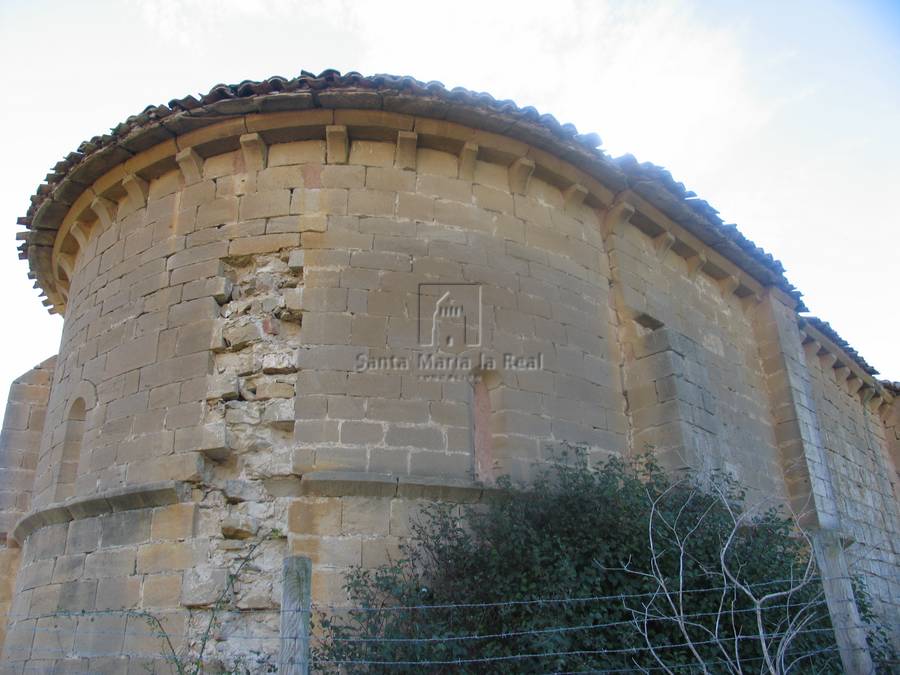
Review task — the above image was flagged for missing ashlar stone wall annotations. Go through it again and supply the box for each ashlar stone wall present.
[803,337,900,630]
[0,107,897,671]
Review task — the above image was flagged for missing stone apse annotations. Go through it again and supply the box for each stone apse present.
[0,71,897,672]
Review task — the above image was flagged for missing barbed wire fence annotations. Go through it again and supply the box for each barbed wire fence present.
[1,573,895,674]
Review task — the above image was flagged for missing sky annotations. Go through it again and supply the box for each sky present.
[0,0,898,417]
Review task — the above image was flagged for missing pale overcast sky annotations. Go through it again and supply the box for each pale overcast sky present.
[0,0,897,416]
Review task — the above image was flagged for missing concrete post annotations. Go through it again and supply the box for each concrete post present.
[279,555,312,675]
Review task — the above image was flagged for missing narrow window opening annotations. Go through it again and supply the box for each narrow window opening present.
[55,398,86,501]
[471,370,499,484]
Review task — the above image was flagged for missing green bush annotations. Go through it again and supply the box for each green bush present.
[313,452,886,673]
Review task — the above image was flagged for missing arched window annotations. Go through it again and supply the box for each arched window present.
[55,398,86,501]
[471,370,500,484]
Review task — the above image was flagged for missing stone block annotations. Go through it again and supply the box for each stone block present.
[351,315,388,347]
[340,421,385,445]
[141,573,183,608]
[417,174,471,202]
[195,422,233,462]
[369,448,409,474]
[288,249,305,271]
[228,233,299,256]
[29,523,69,561]
[397,475,484,502]
[366,166,416,193]
[257,165,306,190]
[33,615,77,659]
[95,576,140,610]
[17,559,54,591]
[239,190,291,220]
[196,196,239,229]
[409,451,472,478]
[348,188,395,217]
[473,184,514,213]
[83,548,137,579]
[181,567,228,607]
[254,380,295,399]
[348,140,393,167]
[434,200,484,231]
[288,498,342,536]
[298,287,348,312]
[291,536,362,567]
[341,497,391,535]
[291,188,349,215]
[66,518,101,554]
[28,583,61,617]
[385,426,445,450]
[295,395,328,420]
[262,399,295,429]
[166,241,228,271]
[74,613,126,657]
[397,192,435,221]
[100,510,151,548]
[123,611,185,657]
[299,313,352,345]
[350,250,411,272]
[51,554,84,583]
[137,542,197,574]
[105,334,159,378]
[57,579,98,611]
[361,537,403,568]
[322,164,365,188]
[150,503,197,541]
[268,140,326,166]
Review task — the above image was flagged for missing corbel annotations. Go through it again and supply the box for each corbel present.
[654,231,676,259]
[686,251,707,279]
[801,335,819,357]
[395,131,418,170]
[326,125,349,165]
[600,199,635,242]
[175,147,203,185]
[458,142,478,181]
[832,362,850,385]
[122,174,149,209]
[858,384,876,407]
[508,157,535,195]
[563,183,588,210]
[68,220,91,250]
[818,351,838,371]
[90,196,117,230]
[868,392,885,414]
[56,252,75,280]
[240,132,268,172]
[719,274,740,298]
[740,289,763,312]
[845,373,864,396]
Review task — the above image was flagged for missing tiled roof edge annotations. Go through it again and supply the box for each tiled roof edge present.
[43,70,900,372]
[799,316,880,377]
[18,70,801,305]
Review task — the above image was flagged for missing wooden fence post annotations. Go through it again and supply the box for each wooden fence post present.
[279,555,312,674]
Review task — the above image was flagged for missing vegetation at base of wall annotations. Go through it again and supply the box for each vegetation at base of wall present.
[313,451,894,674]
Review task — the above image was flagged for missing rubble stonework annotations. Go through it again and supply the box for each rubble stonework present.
[0,71,897,671]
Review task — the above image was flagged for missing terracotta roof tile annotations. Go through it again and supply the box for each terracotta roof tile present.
[800,316,879,376]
